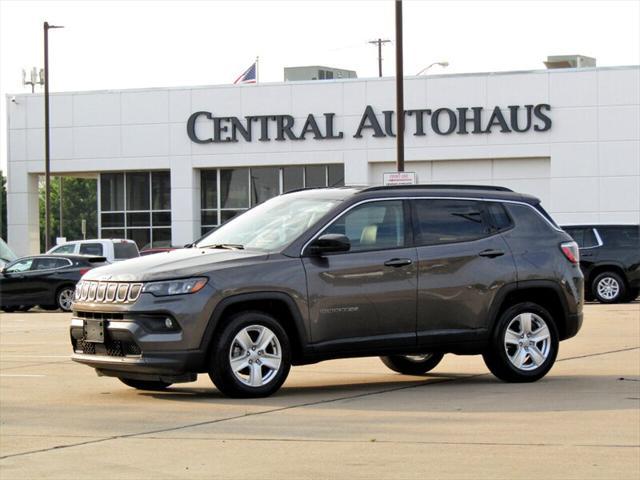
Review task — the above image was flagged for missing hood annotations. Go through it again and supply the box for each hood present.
[83,248,269,282]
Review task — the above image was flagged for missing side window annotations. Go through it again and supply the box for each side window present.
[52,244,76,254]
[79,243,104,256]
[414,199,489,246]
[5,259,34,273]
[600,227,640,248]
[565,228,585,247]
[324,201,405,252]
[582,229,599,248]
[114,242,139,259]
[33,258,71,270]
[486,202,513,231]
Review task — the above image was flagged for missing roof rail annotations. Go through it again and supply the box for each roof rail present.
[362,184,513,193]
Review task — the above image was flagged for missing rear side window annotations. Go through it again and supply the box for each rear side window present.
[79,243,104,256]
[114,242,139,259]
[534,204,559,228]
[32,258,70,270]
[486,202,513,231]
[413,199,489,246]
[599,226,640,248]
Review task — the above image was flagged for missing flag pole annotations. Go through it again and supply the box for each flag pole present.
[256,56,259,84]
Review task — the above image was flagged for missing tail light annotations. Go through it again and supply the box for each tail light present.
[560,241,579,264]
[79,268,91,276]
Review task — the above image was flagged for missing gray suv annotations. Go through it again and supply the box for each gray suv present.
[70,185,584,397]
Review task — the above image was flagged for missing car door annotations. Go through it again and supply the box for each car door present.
[0,258,36,306]
[412,199,517,341]
[302,199,418,350]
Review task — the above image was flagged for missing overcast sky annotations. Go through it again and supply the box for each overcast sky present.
[1,0,639,172]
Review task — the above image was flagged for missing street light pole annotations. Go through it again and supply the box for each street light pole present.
[394,0,404,172]
[43,21,63,251]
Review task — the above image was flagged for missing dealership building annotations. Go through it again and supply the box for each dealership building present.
[5,62,640,256]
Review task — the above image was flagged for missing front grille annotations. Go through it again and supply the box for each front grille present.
[74,337,141,357]
[75,311,124,320]
[75,281,142,304]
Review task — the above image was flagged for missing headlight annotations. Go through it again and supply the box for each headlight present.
[142,277,208,296]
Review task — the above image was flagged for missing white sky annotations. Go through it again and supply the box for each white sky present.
[1,0,639,172]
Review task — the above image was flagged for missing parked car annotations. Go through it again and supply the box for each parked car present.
[1,254,107,312]
[0,238,17,270]
[562,224,639,303]
[70,185,583,397]
[47,239,139,263]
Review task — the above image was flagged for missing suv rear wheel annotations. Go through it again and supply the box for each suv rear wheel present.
[483,302,559,382]
[380,353,444,375]
[208,311,291,398]
[592,272,626,304]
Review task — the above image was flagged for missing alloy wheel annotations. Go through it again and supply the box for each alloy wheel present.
[597,276,620,301]
[228,324,282,387]
[58,288,75,311]
[403,353,434,363]
[503,312,551,371]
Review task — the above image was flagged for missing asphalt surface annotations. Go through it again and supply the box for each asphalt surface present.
[0,303,638,479]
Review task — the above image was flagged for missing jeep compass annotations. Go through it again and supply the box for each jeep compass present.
[70,185,584,397]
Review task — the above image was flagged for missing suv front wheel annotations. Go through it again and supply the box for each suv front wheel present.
[380,353,444,375]
[208,312,291,398]
[483,302,559,382]
[592,271,626,304]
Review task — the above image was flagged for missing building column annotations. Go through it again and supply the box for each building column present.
[7,164,40,256]
[170,160,200,246]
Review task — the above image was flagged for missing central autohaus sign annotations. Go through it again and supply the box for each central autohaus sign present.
[186,104,551,144]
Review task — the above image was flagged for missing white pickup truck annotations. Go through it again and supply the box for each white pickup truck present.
[47,239,139,263]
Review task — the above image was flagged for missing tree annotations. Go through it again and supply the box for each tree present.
[39,177,97,252]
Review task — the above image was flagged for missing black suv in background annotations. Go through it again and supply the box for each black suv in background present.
[562,225,639,304]
[70,185,583,398]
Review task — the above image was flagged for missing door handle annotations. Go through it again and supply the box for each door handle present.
[478,249,505,258]
[384,258,413,268]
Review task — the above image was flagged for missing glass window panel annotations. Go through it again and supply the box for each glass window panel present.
[327,164,345,187]
[101,229,125,239]
[220,168,249,208]
[202,226,217,236]
[486,203,513,231]
[201,170,218,209]
[324,201,405,252]
[151,171,171,210]
[101,212,124,228]
[100,173,124,211]
[152,228,172,248]
[6,258,34,273]
[127,212,150,227]
[201,211,218,227]
[79,243,104,256]
[221,210,244,224]
[414,200,489,246]
[51,244,76,254]
[128,228,151,250]
[251,167,280,206]
[126,172,150,211]
[283,166,304,193]
[152,212,172,227]
[305,165,326,188]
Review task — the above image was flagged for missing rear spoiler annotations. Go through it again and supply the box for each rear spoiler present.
[86,256,108,263]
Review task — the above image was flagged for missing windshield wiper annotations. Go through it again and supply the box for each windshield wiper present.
[202,244,245,250]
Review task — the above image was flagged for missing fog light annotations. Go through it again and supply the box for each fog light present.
[165,318,174,329]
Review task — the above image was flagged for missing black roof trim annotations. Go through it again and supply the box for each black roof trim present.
[362,184,513,193]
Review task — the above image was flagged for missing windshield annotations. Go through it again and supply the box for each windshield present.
[196,195,341,251]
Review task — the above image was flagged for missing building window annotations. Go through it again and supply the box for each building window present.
[99,171,172,250]
[200,164,344,236]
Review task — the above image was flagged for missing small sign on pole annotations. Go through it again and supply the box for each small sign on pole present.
[81,219,87,240]
[55,237,66,245]
[383,171,417,186]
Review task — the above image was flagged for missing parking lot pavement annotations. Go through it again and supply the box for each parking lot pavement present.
[0,303,638,479]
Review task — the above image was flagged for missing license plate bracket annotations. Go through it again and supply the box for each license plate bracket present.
[84,320,105,343]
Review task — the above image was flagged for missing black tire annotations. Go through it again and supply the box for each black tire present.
[56,285,76,312]
[380,353,445,375]
[17,305,32,312]
[483,302,559,383]
[119,378,172,390]
[208,311,291,398]
[592,272,627,304]
[1,306,18,313]
[624,288,639,303]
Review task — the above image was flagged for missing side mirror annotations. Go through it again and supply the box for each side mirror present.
[307,234,351,256]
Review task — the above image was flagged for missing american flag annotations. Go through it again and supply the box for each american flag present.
[233,62,257,84]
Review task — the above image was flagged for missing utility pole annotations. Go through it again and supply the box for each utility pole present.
[43,21,63,251]
[368,38,391,77]
[394,1,404,172]
[59,176,63,238]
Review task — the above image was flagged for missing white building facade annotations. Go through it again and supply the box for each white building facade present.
[5,65,640,257]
